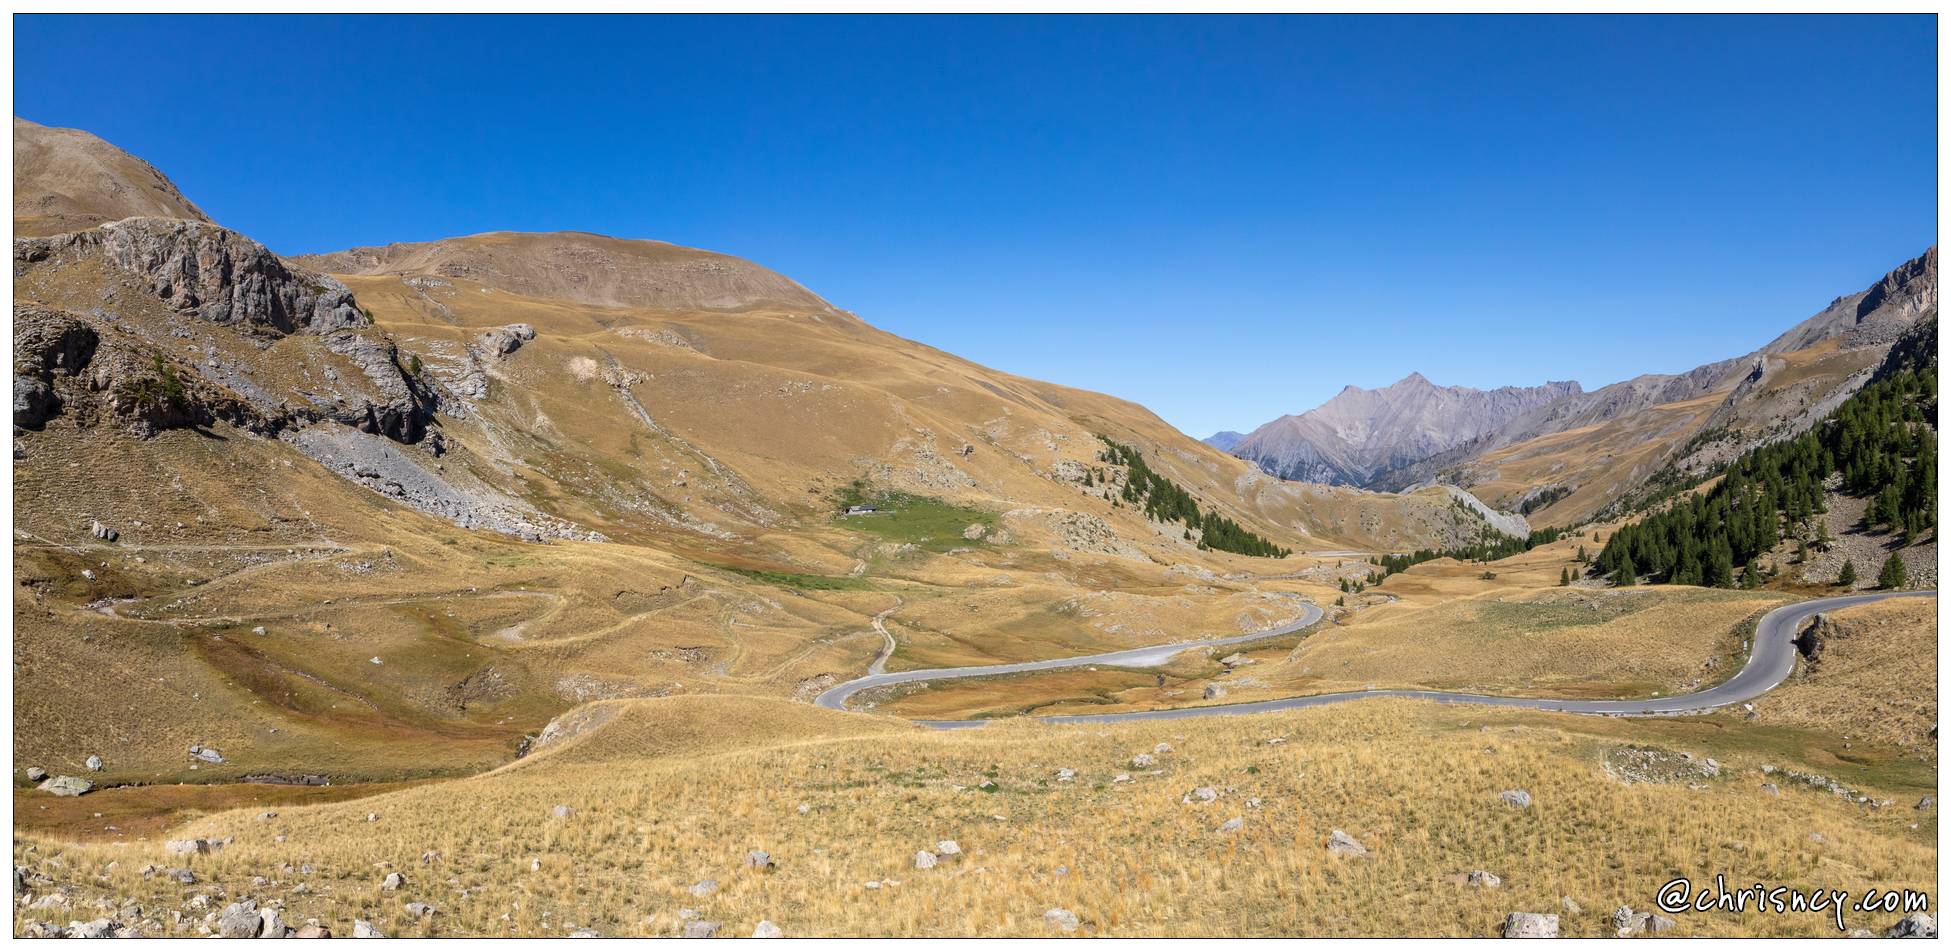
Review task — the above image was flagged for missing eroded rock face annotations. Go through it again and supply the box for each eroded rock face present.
[77,218,366,334]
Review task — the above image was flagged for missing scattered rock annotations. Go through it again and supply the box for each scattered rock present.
[1467,870,1501,888]
[1186,787,1218,804]
[1217,817,1244,834]
[751,920,784,938]
[84,755,103,771]
[404,902,436,920]
[914,851,938,870]
[38,776,93,797]
[1112,774,1132,784]
[1560,897,1581,916]
[568,928,601,938]
[552,804,575,818]
[1044,908,1080,933]
[218,901,261,938]
[683,920,721,939]
[746,850,775,870]
[476,323,537,357]
[1325,829,1369,859]
[25,766,46,781]
[187,745,225,765]
[1499,789,1532,808]
[1203,685,1226,700]
[70,919,118,939]
[1760,783,1780,796]
[381,872,405,891]
[90,521,118,542]
[935,840,961,857]
[1501,913,1558,938]
[690,879,718,898]
[353,920,385,938]
[1153,742,1173,754]
[1917,796,1936,811]
[164,838,223,856]
[252,626,267,636]
[1131,753,1156,768]
[1055,767,1076,782]
[1887,913,1937,938]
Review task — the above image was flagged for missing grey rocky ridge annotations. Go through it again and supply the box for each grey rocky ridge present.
[1215,246,1938,524]
[1228,374,1582,486]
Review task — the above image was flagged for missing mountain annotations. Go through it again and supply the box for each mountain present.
[13,117,210,237]
[1228,374,1582,486]
[1201,430,1245,452]
[1443,247,1937,525]
[1215,248,1937,527]
[13,118,1509,782]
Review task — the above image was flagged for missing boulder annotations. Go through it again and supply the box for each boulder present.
[259,907,290,938]
[1188,787,1218,803]
[293,924,332,938]
[1501,913,1558,938]
[38,776,92,797]
[683,920,721,939]
[1917,796,1936,811]
[1131,753,1156,768]
[1499,789,1533,808]
[353,920,385,938]
[751,920,784,938]
[1325,829,1369,859]
[690,879,717,897]
[404,902,436,920]
[218,901,261,938]
[1153,742,1173,754]
[84,755,103,771]
[381,872,405,891]
[935,840,961,857]
[1203,685,1226,700]
[69,919,117,939]
[1467,870,1501,888]
[476,324,537,357]
[24,766,46,782]
[1044,908,1080,933]
[1887,913,1937,938]
[746,849,775,870]
[914,851,938,870]
[90,521,118,542]
[188,745,225,765]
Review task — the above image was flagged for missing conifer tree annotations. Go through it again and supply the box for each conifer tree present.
[1838,559,1857,587]
[1878,554,1907,590]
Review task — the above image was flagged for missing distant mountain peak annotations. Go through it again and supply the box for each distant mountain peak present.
[1227,376,1583,487]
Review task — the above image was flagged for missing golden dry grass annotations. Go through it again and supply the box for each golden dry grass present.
[1758,598,1938,755]
[13,695,1932,938]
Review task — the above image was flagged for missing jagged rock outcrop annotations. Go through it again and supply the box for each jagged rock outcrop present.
[14,217,436,442]
[19,217,367,335]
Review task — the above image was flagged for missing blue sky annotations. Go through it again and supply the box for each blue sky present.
[15,14,1936,438]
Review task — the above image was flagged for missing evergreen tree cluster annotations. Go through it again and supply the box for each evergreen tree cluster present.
[1365,526,1568,583]
[1096,437,1291,558]
[1597,321,1937,587]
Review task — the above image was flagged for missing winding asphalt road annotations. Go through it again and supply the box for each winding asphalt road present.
[815,590,1934,729]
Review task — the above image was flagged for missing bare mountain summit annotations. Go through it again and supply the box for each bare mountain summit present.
[13,117,211,237]
[1229,374,1581,487]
